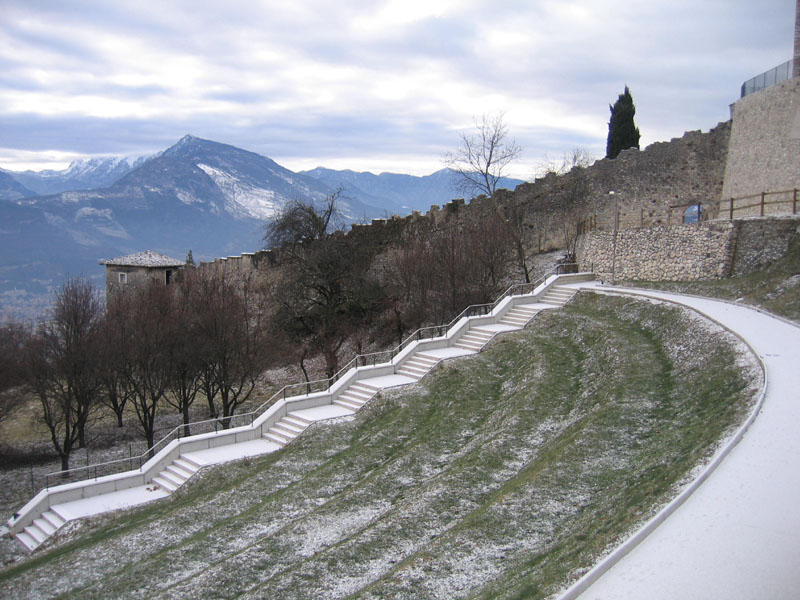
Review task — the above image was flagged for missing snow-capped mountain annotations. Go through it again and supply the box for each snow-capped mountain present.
[11,156,148,196]
[0,134,523,319]
[0,135,384,318]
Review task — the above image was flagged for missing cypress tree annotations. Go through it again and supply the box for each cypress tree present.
[606,86,641,159]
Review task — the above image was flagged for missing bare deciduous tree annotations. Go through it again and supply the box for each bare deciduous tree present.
[263,189,343,249]
[96,312,134,427]
[166,272,202,436]
[25,278,103,472]
[0,320,29,426]
[444,113,522,198]
[267,190,385,380]
[533,147,594,179]
[110,281,175,451]
[192,268,270,428]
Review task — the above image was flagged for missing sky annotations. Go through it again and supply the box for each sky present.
[0,0,795,179]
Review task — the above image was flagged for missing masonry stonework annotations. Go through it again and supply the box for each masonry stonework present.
[577,217,799,282]
[721,78,800,203]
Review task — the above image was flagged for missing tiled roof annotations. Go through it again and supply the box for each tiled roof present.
[100,250,185,267]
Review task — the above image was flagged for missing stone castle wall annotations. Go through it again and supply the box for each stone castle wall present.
[722,78,800,204]
[506,121,731,248]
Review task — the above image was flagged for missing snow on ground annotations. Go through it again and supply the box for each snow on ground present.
[197,163,280,220]
[560,283,800,600]
[0,288,777,599]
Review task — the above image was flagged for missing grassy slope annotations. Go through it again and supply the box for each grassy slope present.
[0,294,758,599]
[629,230,800,323]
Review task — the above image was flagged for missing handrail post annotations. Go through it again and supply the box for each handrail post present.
[729,197,733,220]
[794,189,797,215]
[760,191,765,216]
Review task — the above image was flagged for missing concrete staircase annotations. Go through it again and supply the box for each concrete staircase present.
[538,286,577,307]
[17,454,205,551]
[264,412,313,447]
[333,380,380,410]
[151,456,202,494]
[16,507,68,552]
[498,304,541,327]
[396,353,440,380]
[453,328,496,352]
[9,274,593,553]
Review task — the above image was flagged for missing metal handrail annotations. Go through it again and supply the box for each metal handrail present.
[42,263,578,485]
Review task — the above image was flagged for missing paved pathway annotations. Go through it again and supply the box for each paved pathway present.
[559,282,800,600]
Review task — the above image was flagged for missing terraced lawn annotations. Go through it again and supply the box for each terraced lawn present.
[0,293,760,599]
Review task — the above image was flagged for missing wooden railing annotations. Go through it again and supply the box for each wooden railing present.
[724,189,798,220]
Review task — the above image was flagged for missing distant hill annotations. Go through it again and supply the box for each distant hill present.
[301,167,524,214]
[0,169,36,201]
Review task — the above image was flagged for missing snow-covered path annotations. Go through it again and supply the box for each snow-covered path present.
[560,282,800,600]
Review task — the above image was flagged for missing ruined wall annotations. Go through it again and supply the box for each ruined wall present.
[493,122,731,252]
[577,217,799,282]
[201,121,732,279]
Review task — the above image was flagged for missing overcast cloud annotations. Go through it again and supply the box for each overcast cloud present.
[0,0,794,177]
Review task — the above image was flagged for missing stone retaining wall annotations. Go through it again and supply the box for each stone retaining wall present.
[577,217,799,282]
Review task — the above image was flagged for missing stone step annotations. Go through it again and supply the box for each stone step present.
[283,415,311,430]
[402,359,432,374]
[335,396,366,410]
[287,412,313,425]
[151,475,178,493]
[410,354,439,365]
[395,367,423,379]
[166,463,193,481]
[339,390,368,403]
[341,387,372,401]
[462,330,493,342]
[500,314,530,325]
[507,307,539,317]
[540,294,573,306]
[263,431,288,446]
[42,509,66,530]
[158,469,187,488]
[350,381,380,393]
[16,530,38,552]
[454,339,482,350]
[24,523,47,545]
[174,457,201,475]
[398,362,429,376]
[274,420,305,436]
[32,516,56,537]
[415,354,441,368]
[333,398,362,410]
[266,426,297,444]
[459,332,488,343]
[540,288,576,304]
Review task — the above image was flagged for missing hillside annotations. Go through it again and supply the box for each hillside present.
[0,294,759,599]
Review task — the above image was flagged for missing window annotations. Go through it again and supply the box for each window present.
[683,204,703,224]
[118,272,127,284]
[165,269,173,284]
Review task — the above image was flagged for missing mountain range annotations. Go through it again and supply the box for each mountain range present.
[0,135,523,319]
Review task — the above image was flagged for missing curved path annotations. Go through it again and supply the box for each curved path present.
[559,282,800,600]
